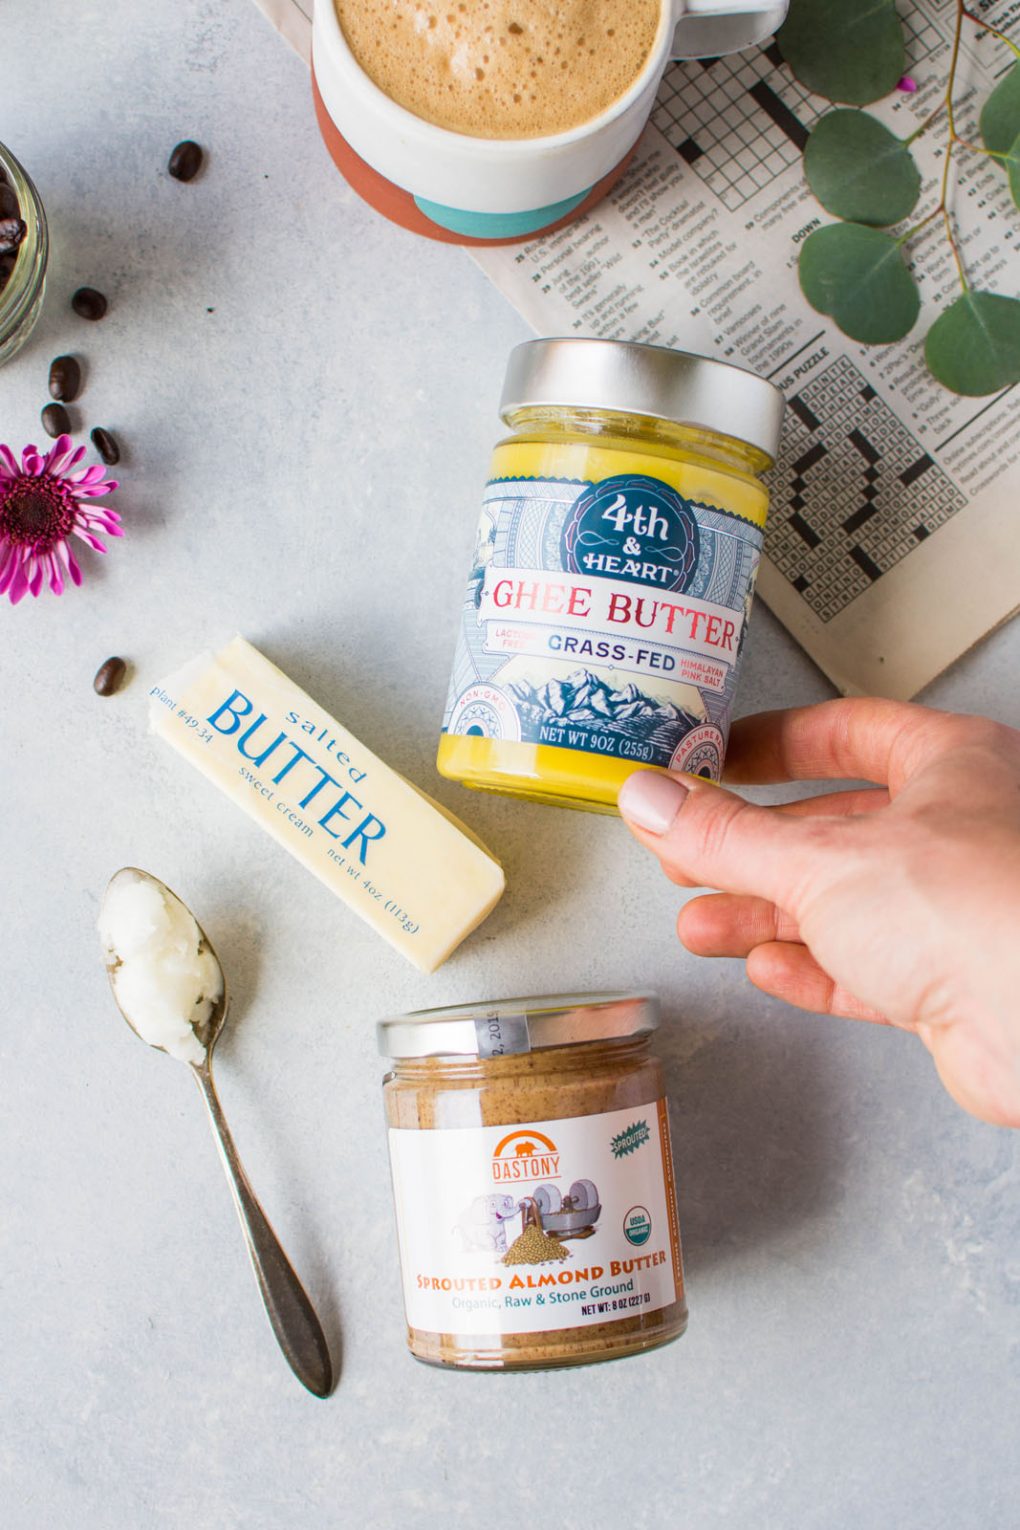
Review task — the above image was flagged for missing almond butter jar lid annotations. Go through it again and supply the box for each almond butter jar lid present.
[377,990,659,1060]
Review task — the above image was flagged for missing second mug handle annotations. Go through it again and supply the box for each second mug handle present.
[669,0,789,60]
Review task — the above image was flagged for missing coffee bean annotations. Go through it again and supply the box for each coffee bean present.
[0,183,19,219]
[168,140,203,182]
[0,217,26,254]
[0,254,17,287]
[48,355,82,403]
[93,656,127,697]
[72,286,107,320]
[90,426,120,466]
[41,402,72,438]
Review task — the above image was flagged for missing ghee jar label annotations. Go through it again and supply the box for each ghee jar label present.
[388,1100,684,1337]
[442,473,763,779]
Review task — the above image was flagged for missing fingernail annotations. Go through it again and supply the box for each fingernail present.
[618,771,689,834]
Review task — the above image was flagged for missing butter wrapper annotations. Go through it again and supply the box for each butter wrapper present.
[150,637,505,972]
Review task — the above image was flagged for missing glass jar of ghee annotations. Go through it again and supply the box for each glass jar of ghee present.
[438,338,784,812]
[379,992,687,1371]
[0,142,48,368]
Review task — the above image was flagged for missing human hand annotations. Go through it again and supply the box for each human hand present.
[618,699,1020,1129]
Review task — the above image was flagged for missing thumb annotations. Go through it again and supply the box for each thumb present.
[618,769,838,907]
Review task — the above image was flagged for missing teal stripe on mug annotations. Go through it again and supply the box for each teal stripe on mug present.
[412,187,592,238]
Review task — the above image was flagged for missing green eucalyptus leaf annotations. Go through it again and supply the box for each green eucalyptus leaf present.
[799,223,920,343]
[777,0,905,105]
[804,110,921,224]
[980,61,1020,158]
[925,291,1020,395]
[1007,130,1020,211]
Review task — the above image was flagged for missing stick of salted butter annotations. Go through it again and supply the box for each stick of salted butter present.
[150,636,505,973]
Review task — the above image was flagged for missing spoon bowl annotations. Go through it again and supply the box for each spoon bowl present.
[99,866,335,1398]
[101,866,229,1062]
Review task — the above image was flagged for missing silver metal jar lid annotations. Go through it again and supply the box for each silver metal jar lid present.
[499,337,785,463]
[377,991,658,1061]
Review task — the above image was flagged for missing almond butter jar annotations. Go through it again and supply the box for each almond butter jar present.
[379,992,687,1371]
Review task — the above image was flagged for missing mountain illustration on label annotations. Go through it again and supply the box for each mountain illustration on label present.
[507,668,703,754]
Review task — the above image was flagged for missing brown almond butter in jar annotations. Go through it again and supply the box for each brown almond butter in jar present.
[379,993,687,1370]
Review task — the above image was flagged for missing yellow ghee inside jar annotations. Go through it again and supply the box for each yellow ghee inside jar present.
[438,339,784,813]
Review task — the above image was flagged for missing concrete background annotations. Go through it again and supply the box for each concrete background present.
[1,3,1017,1527]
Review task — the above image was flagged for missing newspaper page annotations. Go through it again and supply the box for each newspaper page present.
[255,0,1019,697]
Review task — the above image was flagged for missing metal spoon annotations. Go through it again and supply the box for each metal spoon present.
[100,867,334,1398]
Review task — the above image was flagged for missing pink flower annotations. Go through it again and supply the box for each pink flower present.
[0,434,121,604]
[897,75,919,93]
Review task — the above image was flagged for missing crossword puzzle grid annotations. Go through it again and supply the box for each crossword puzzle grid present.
[766,356,967,624]
[652,45,824,209]
[653,12,947,212]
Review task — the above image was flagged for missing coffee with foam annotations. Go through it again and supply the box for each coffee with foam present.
[334,0,661,140]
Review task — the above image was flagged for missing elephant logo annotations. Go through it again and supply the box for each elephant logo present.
[452,1193,520,1255]
[490,1129,560,1185]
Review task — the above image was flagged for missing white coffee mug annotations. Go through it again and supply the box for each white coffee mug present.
[312,1,789,244]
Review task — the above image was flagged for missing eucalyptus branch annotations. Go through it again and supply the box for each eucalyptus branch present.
[791,0,1020,392]
[952,134,1007,157]
[939,0,971,290]
[902,0,1016,157]
[896,204,945,245]
[897,3,972,282]
[960,4,1020,57]
[904,100,945,145]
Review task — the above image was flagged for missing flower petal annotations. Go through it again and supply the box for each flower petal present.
[70,463,111,486]
[57,541,83,586]
[80,508,123,530]
[0,444,19,475]
[47,552,65,595]
[48,442,86,477]
[8,561,29,604]
[72,527,108,553]
[72,481,120,498]
[41,434,72,471]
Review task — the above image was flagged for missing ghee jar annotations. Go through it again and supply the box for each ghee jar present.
[379,992,687,1371]
[438,338,784,812]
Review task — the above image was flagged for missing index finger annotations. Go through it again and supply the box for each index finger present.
[723,698,956,790]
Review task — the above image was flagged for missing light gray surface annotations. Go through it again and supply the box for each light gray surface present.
[1,4,1018,1528]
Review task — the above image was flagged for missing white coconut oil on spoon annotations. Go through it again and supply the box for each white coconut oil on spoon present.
[98,867,334,1398]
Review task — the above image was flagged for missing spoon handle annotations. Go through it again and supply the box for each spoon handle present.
[192,1065,334,1398]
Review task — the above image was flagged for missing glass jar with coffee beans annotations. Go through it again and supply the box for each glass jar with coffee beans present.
[0,142,48,367]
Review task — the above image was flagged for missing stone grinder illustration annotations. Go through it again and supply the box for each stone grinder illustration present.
[525,1180,602,1241]
[454,1179,602,1256]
